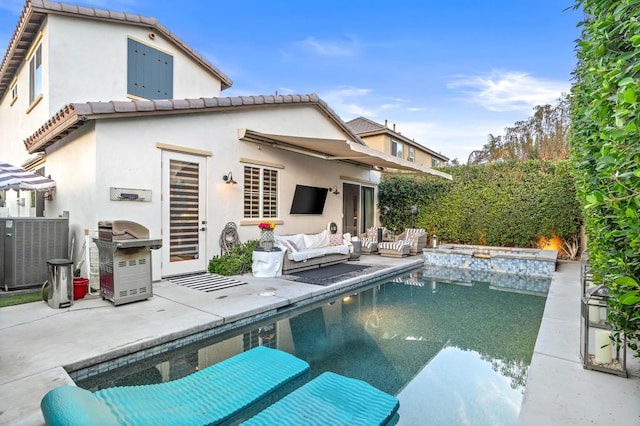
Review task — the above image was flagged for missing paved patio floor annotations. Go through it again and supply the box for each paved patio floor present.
[0,257,638,425]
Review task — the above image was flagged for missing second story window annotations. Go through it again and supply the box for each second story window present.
[10,81,18,106]
[432,158,441,168]
[127,38,173,100]
[244,165,278,219]
[408,147,415,162]
[391,140,403,159]
[29,44,42,104]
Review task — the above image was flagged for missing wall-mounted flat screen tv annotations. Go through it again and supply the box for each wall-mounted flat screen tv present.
[289,185,328,214]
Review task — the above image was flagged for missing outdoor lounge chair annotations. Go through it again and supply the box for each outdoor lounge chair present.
[395,228,427,255]
[40,346,310,426]
[360,227,394,255]
[241,371,399,425]
[361,238,379,254]
[378,240,411,258]
[40,347,400,426]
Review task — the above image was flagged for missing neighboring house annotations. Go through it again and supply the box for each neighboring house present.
[0,1,450,280]
[346,116,449,168]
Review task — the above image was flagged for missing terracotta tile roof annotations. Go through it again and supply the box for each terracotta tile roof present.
[24,94,366,153]
[0,0,232,100]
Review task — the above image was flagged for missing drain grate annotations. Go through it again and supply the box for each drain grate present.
[168,273,247,292]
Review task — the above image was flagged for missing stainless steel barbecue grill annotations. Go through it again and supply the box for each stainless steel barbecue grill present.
[95,220,161,306]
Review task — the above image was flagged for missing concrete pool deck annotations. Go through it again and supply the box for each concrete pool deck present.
[0,257,638,425]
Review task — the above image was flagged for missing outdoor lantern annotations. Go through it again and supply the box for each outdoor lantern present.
[580,249,596,296]
[580,284,627,377]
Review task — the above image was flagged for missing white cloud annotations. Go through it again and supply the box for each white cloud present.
[390,118,514,164]
[316,85,527,164]
[319,87,376,116]
[447,70,569,112]
[319,87,425,121]
[294,36,359,57]
[277,87,295,94]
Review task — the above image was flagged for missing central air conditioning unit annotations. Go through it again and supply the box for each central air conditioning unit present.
[1,217,69,291]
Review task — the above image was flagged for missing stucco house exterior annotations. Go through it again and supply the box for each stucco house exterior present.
[0,1,450,281]
[347,116,449,168]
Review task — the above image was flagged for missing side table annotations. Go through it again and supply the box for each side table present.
[252,248,285,277]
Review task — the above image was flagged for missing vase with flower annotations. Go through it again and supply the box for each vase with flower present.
[258,221,276,251]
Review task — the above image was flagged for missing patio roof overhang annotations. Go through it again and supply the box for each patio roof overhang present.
[238,128,452,180]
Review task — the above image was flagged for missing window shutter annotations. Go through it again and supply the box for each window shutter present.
[262,169,278,218]
[160,52,173,98]
[127,38,173,99]
[243,166,278,219]
[244,166,260,218]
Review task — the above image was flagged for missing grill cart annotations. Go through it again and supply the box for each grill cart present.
[95,220,161,306]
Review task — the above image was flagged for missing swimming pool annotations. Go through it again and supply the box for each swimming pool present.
[75,267,548,425]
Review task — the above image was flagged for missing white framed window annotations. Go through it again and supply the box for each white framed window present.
[391,140,403,159]
[432,158,441,168]
[29,44,42,104]
[9,76,18,106]
[244,165,278,219]
[408,146,415,162]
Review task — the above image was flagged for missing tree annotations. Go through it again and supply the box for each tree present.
[469,96,571,164]
[570,0,640,358]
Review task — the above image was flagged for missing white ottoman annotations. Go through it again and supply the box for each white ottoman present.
[252,248,285,277]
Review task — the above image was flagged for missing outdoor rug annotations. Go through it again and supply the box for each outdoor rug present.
[168,272,247,292]
[287,263,387,286]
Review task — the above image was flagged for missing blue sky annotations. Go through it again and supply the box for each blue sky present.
[0,0,582,163]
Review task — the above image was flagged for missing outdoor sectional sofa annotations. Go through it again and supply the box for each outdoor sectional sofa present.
[275,230,351,274]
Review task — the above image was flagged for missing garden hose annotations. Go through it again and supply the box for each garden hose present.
[41,280,49,302]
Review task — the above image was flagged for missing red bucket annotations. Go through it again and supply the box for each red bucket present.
[73,277,89,300]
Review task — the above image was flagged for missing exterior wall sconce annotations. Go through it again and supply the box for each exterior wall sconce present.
[330,185,340,195]
[223,172,237,185]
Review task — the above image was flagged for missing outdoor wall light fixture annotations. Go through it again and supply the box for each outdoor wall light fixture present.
[409,205,418,227]
[223,172,237,185]
[329,185,340,195]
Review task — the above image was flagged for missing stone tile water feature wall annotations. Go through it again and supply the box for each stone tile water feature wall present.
[421,265,552,296]
[423,244,557,277]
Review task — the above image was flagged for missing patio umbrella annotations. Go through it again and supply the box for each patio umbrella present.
[0,161,56,192]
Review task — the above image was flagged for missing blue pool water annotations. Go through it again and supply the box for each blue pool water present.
[76,267,549,425]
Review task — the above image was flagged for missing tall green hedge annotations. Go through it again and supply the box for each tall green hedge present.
[379,160,582,248]
[571,0,640,355]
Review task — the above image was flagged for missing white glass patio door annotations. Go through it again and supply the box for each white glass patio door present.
[161,151,207,277]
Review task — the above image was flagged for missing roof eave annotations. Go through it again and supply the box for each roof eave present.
[22,94,365,153]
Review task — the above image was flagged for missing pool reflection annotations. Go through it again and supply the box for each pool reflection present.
[77,268,546,424]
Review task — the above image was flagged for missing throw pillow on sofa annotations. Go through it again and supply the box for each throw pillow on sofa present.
[329,233,343,246]
[277,239,299,253]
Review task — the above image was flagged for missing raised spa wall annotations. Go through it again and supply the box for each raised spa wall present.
[422,244,558,277]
